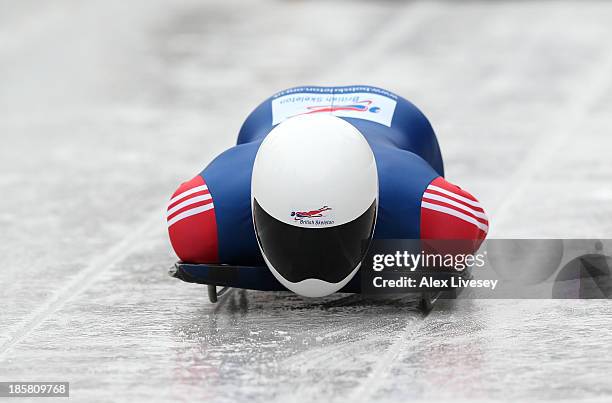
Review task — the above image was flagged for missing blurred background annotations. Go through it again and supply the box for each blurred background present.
[1,1,611,402]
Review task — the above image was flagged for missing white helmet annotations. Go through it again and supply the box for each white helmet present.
[251,114,378,297]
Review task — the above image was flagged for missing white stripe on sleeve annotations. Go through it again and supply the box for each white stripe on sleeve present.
[421,201,489,232]
[167,202,215,227]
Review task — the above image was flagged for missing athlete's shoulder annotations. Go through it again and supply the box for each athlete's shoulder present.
[373,147,440,239]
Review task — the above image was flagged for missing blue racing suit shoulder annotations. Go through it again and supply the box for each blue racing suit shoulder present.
[200,141,263,265]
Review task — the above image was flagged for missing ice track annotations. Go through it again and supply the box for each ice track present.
[1,1,612,401]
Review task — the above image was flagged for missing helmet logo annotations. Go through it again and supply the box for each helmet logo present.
[291,206,334,226]
[291,206,331,219]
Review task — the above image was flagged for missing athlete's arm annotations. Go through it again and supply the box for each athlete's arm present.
[420,177,489,251]
[166,175,219,263]
[167,141,264,265]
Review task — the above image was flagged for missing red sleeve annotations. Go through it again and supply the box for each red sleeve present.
[167,175,219,263]
[420,177,488,251]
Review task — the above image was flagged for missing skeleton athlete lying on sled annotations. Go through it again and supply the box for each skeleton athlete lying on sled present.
[167,85,488,298]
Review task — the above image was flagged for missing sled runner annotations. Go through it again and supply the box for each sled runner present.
[169,262,471,312]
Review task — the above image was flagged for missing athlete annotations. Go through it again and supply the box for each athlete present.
[166,86,489,297]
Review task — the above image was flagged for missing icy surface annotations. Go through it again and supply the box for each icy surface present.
[1,1,611,402]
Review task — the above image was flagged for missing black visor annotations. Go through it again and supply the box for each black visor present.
[253,199,377,283]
